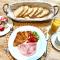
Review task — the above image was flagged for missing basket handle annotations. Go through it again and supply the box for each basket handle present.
[3,4,9,14]
[53,5,59,16]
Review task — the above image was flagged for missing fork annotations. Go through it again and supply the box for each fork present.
[44,32,49,57]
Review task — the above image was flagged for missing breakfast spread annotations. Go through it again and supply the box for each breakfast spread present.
[1,0,60,60]
[14,31,39,56]
[13,6,49,18]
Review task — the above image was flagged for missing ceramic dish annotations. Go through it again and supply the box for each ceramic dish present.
[0,16,13,36]
[3,2,59,21]
[8,26,47,60]
[51,32,60,50]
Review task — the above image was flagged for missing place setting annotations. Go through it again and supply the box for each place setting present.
[0,0,60,60]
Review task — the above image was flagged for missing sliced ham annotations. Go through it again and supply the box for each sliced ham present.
[18,42,37,56]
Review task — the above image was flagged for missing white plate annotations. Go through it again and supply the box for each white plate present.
[8,26,47,60]
[51,33,60,50]
[0,18,13,36]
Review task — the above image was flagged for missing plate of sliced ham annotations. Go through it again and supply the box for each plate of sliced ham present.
[8,26,47,60]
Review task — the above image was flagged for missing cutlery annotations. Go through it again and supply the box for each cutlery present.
[43,26,50,57]
[44,32,49,57]
[37,27,50,60]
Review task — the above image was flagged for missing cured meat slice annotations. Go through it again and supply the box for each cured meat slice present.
[18,42,37,56]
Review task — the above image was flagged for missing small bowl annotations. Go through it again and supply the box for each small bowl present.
[51,32,60,50]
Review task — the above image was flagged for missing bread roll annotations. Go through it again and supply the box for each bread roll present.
[13,6,24,17]
[29,7,38,17]
[19,6,29,17]
[23,7,33,17]
[34,7,43,16]
[36,9,49,18]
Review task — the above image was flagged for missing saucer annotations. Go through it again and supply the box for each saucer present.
[51,33,60,50]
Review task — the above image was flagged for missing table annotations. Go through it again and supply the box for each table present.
[0,0,60,60]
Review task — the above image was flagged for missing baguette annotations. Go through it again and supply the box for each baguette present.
[29,7,38,17]
[13,6,24,17]
[19,6,29,17]
[36,9,49,18]
[34,7,43,16]
[23,7,33,17]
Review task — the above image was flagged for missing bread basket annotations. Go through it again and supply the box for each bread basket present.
[3,2,59,21]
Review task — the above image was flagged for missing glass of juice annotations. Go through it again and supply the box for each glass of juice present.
[50,18,60,34]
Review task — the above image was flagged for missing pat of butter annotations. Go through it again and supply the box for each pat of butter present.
[51,19,60,33]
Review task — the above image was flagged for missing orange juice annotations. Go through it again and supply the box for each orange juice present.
[50,18,60,34]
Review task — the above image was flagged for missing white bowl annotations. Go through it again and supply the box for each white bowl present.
[51,32,60,50]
